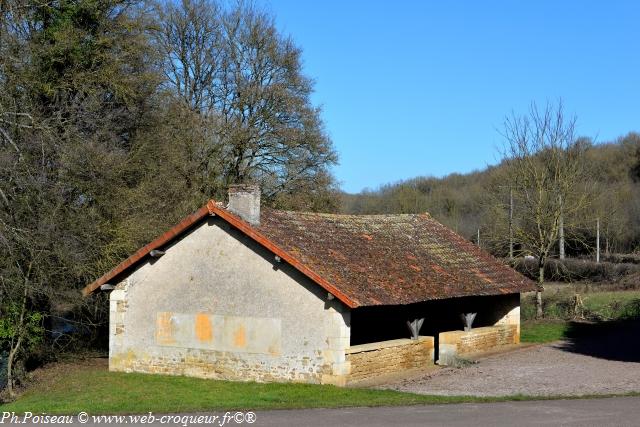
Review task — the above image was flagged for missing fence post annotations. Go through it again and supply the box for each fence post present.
[596,218,600,263]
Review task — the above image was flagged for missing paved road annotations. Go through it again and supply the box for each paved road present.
[252,397,640,427]
[9,396,636,426]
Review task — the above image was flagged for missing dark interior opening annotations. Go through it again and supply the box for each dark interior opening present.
[350,295,517,359]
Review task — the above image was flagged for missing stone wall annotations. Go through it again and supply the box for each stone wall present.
[109,217,351,385]
[346,337,434,384]
[439,324,518,365]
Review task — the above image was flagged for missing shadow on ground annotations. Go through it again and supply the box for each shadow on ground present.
[556,318,640,362]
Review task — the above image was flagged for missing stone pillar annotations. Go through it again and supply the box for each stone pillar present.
[109,283,128,371]
[321,304,351,386]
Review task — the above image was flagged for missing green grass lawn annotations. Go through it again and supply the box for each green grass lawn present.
[581,291,640,320]
[521,321,570,343]
[0,360,505,414]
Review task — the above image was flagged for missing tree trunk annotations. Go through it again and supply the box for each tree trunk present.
[559,197,565,260]
[6,339,20,398]
[5,282,28,398]
[536,289,543,319]
[536,259,545,319]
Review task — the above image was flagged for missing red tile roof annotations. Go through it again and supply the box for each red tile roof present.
[256,209,535,306]
[82,201,536,307]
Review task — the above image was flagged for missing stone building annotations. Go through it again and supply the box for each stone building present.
[83,185,535,385]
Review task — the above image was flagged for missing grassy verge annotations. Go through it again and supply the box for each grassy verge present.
[0,361,500,414]
[521,321,569,343]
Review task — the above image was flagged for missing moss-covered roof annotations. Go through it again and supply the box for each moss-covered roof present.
[257,209,535,306]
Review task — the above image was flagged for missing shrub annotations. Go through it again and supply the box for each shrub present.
[512,257,640,283]
[598,253,640,265]
[521,288,640,321]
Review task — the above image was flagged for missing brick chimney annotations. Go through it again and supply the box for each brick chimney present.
[227,184,261,225]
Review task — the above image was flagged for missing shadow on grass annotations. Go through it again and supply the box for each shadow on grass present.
[556,318,640,363]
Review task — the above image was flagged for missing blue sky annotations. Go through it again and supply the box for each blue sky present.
[266,1,640,193]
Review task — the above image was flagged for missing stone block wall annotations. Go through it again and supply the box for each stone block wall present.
[346,337,434,384]
[110,346,328,383]
[439,324,518,365]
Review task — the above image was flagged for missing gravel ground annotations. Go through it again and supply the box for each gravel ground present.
[382,332,640,397]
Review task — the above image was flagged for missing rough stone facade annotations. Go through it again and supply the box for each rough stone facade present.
[346,337,434,384]
[109,217,350,385]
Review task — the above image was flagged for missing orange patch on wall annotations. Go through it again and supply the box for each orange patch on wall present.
[156,312,176,345]
[234,325,246,348]
[195,313,213,342]
[267,343,280,356]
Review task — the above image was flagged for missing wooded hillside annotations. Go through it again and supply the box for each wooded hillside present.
[341,133,640,256]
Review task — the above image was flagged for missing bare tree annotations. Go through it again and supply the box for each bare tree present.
[153,0,223,112]
[500,101,590,318]
[151,0,337,206]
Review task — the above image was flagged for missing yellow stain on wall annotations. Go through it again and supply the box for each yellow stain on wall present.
[111,349,138,370]
[195,313,213,342]
[234,325,246,348]
[267,343,280,356]
[156,312,176,345]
